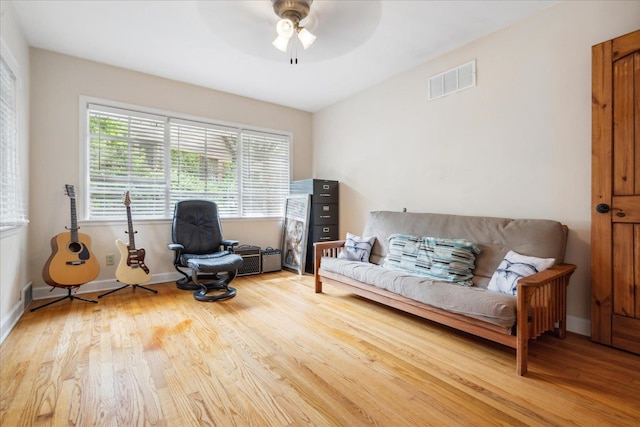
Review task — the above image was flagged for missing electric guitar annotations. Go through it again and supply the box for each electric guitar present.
[115,191,151,285]
[43,185,100,287]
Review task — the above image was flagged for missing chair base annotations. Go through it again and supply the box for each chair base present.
[191,271,238,302]
[193,283,237,301]
[176,275,205,291]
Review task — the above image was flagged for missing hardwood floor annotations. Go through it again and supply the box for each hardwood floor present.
[1,271,639,426]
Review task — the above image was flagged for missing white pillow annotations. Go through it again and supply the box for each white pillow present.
[338,232,376,262]
[487,250,555,295]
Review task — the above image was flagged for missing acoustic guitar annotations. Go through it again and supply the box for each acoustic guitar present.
[43,185,100,287]
[115,191,151,285]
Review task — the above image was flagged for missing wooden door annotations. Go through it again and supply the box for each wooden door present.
[591,29,640,354]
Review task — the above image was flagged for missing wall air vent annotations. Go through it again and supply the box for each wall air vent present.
[428,60,476,100]
[22,282,32,310]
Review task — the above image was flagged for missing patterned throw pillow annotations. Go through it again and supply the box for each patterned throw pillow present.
[338,232,376,262]
[382,234,481,285]
[487,250,555,295]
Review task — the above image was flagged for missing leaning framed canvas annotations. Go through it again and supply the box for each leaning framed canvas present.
[281,194,311,275]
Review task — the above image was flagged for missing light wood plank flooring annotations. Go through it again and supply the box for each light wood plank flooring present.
[1,271,639,426]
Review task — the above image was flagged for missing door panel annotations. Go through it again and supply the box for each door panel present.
[591,39,614,345]
[592,30,640,353]
[636,225,640,318]
[612,196,640,223]
[613,53,634,196]
[612,315,640,354]
[612,223,633,317]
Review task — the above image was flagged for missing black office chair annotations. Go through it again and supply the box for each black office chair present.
[168,200,243,301]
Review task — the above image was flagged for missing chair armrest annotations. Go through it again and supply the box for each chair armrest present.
[517,263,577,287]
[515,262,577,374]
[168,243,184,251]
[314,240,346,293]
[314,240,346,257]
[221,240,240,251]
[168,243,184,265]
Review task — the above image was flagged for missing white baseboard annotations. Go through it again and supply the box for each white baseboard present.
[32,272,182,300]
[1,281,32,344]
[2,274,181,344]
[567,315,590,337]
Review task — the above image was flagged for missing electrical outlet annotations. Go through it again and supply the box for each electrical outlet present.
[106,254,115,266]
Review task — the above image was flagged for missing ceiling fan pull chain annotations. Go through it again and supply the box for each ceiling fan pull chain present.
[290,41,298,65]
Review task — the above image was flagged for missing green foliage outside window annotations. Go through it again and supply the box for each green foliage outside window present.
[86,104,289,219]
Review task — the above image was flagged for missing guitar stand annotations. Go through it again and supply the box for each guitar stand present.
[31,287,98,312]
[97,281,157,299]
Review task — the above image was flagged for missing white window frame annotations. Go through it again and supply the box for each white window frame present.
[79,96,292,221]
[0,39,28,235]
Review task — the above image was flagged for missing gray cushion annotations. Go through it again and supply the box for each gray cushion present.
[362,211,567,287]
[320,257,516,329]
[186,252,243,272]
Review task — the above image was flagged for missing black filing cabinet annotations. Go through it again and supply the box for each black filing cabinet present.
[290,179,339,273]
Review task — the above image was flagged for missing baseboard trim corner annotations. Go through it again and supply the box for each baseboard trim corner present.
[567,315,590,337]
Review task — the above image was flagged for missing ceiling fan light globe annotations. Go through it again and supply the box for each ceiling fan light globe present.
[275,18,295,38]
[272,36,290,52]
[297,27,316,49]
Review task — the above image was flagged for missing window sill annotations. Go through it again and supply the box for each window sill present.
[0,221,29,239]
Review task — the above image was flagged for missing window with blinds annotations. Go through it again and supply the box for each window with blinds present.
[170,119,239,216]
[241,131,290,217]
[86,102,290,220]
[0,54,27,231]
[89,106,167,218]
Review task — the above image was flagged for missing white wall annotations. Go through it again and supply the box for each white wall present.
[312,1,640,335]
[28,49,312,300]
[0,0,30,342]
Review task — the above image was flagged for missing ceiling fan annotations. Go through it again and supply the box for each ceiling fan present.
[271,0,317,54]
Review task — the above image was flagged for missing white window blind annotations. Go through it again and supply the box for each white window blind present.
[170,119,239,216]
[88,106,167,218]
[241,131,290,217]
[0,55,27,231]
[85,102,290,220]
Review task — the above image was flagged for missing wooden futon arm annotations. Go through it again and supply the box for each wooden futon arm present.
[517,262,576,343]
[314,240,345,292]
[314,240,345,263]
[314,239,345,251]
[517,263,576,287]
[514,262,576,374]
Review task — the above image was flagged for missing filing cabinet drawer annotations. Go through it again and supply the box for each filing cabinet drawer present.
[313,225,339,242]
[290,179,339,204]
[312,180,338,204]
[312,203,338,225]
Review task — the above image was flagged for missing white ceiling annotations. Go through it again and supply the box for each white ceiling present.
[11,0,557,112]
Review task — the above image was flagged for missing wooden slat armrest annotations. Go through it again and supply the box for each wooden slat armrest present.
[517,263,577,287]
[515,262,576,375]
[314,240,345,293]
[314,240,346,253]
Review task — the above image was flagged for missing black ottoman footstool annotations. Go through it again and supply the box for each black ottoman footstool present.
[187,253,243,301]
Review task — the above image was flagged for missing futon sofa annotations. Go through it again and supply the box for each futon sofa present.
[314,211,576,375]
